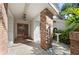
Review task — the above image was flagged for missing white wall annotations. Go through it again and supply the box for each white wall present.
[30,20,34,39]
[53,18,65,30]
[8,9,14,47]
[32,15,40,47]
[8,3,25,19]
[46,16,53,35]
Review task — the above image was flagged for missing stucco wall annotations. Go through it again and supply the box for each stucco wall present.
[53,18,65,30]
[32,15,40,47]
[30,20,34,39]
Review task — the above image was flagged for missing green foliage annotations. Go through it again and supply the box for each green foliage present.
[64,8,79,32]
[53,4,79,44]
[59,30,70,44]
[61,8,79,16]
[61,3,73,11]
[60,3,73,16]
[58,4,79,44]
[53,28,70,44]
[53,28,63,40]
[60,4,79,32]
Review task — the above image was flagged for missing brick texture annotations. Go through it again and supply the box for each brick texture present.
[40,8,53,50]
[0,3,8,54]
[69,32,79,55]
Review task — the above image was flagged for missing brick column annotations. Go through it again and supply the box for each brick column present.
[40,13,47,49]
[40,8,53,49]
[69,32,79,55]
[0,3,8,54]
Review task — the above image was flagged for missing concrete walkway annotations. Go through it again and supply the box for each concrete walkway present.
[7,43,34,55]
[7,40,70,55]
[47,40,70,55]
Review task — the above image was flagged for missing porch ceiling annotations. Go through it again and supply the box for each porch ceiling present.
[8,3,58,20]
[8,3,25,19]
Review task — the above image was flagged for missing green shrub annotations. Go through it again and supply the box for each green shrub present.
[53,28,70,45]
[59,31,70,44]
[53,28,62,40]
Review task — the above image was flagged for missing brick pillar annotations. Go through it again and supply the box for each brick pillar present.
[0,3,8,54]
[40,13,47,49]
[69,32,79,55]
[40,8,53,50]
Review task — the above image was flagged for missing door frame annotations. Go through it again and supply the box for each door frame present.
[17,23,29,39]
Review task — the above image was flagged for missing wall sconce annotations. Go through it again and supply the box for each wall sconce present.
[23,14,26,21]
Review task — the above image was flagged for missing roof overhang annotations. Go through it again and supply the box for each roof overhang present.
[49,3,60,15]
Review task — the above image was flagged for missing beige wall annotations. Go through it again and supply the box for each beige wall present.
[30,20,34,39]
[0,3,8,54]
[53,18,65,30]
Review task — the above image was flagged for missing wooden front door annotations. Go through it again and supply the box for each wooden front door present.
[17,24,28,39]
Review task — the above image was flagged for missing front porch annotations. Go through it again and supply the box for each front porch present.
[0,3,74,55]
[8,3,55,50]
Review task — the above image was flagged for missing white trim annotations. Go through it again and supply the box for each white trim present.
[49,3,59,14]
